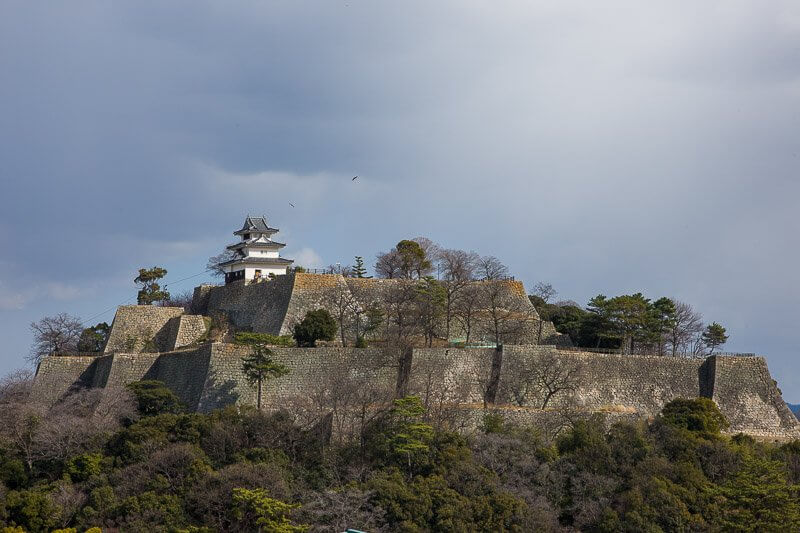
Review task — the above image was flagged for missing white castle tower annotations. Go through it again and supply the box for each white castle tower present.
[219,215,294,284]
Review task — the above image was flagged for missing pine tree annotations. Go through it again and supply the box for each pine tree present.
[235,333,290,410]
[702,322,728,354]
[353,256,369,278]
[134,267,169,305]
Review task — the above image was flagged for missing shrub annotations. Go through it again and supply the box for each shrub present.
[127,380,184,416]
[660,397,729,436]
[293,309,337,347]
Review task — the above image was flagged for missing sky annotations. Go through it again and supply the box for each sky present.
[1,1,799,399]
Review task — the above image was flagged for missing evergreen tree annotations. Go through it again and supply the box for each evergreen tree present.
[702,322,728,354]
[134,266,169,305]
[231,488,307,532]
[77,322,110,353]
[352,256,369,278]
[293,309,337,347]
[236,332,290,410]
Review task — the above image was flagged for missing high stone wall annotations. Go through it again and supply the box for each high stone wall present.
[104,306,208,354]
[173,315,209,349]
[32,344,800,440]
[708,356,799,439]
[104,306,185,353]
[202,275,295,334]
[198,273,568,346]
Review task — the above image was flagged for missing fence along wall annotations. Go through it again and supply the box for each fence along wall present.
[32,344,800,440]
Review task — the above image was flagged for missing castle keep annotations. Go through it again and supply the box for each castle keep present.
[31,217,800,441]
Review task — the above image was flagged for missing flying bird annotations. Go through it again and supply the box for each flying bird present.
[352,176,358,181]
[289,202,295,208]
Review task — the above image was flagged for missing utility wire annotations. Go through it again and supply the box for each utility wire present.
[81,268,216,326]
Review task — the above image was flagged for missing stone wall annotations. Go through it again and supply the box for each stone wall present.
[104,306,208,355]
[104,306,185,353]
[32,343,800,440]
[202,275,295,334]
[198,273,566,346]
[31,356,103,405]
[708,356,799,439]
[172,315,209,349]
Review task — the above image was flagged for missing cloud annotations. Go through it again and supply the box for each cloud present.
[0,1,799,398]
[288,247,324,270]
[0,282,84,311]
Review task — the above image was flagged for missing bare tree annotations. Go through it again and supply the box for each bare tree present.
[667,301,704,356]
[476,255,509,280]
[323,282,359,346]
[532,282,557,303]
[383,281,420,342]
[375,249,402,279]
[159,289,193,311]
[479,281,537,347]
[327,263,353,276]
[29,313,83,364]
[207,250,239,277]
[414,278,446,347]
[437,249,479,340]
[454,283,483,346]
[0,369,34,403]
[501,351,583,409]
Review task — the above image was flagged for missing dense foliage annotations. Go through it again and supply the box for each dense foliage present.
[293,309,337,347]
[531,293,728,355]
[134,267,170,305]
[1,378,799,532]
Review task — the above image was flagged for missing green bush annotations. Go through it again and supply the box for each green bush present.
[660,397,729,436]
[127,380,184,416]
[66,453,105,482]
[292,309,337,347]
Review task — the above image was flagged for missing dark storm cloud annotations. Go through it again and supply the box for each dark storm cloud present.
[1,1,798,397]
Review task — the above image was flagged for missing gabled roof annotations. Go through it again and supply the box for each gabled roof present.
[234,216,279,236]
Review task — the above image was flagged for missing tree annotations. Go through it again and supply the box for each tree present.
[207,250,238,277]
[159,290,193,312]
[667,300,704,356]
[236,333,290,411]
[454,283,483,345]
[476,256,509,280]
[532,282,557,303]
[326,263,352,276]
[660,397,729,435]
[437,248,479,340]
[501,351,583,409]
[360,304,385,341]
[383,282,421,342]
[323,283,359,346]
[230,488,307,532]
[352,256,369,278]
[479,281,537,347]
[76,322,110,353]
[134,267,169,305]
[414,277,446,347]
[702,322,728,354]
[397,239,432,279]
[293,309,337,347]
[28,313,83,364]
[382,396,434,473]
[376,240,432,279]
[375,249,402,279]
[650,297,676,356]
[126,380,183,416]
[714,455,800,531]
